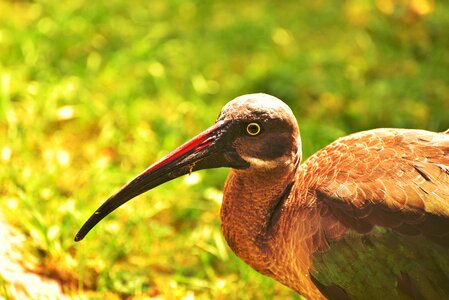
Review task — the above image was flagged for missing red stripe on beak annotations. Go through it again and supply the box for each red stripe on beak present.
[141,120,225,175]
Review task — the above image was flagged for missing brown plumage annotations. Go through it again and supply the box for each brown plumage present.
[75,94,449,299]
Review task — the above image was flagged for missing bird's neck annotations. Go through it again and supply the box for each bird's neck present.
[220,163,330,300]
[220,165,296,274]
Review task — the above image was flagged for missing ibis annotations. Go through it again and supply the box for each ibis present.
[75,93,449,299]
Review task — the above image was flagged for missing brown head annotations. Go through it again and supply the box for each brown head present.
[218,93,301,172]
[74,93,301,241]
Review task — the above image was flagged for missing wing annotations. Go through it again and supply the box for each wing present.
[304,128,449,246]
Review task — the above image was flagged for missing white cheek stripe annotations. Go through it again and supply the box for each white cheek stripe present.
[241,155,281,169]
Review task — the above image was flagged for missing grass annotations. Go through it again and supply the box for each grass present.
[1,0,449,298]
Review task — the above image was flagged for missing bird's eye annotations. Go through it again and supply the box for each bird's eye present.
[246,122,262,136]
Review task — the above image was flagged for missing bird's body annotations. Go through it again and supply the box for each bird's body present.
[221,126,449,299]
[76,94,449,299]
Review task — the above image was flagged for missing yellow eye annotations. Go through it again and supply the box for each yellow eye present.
[246,122,261,136]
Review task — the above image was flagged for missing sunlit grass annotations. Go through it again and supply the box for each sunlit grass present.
[0,0,448,298]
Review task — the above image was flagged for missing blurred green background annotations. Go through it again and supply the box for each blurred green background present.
[1,0,448,298]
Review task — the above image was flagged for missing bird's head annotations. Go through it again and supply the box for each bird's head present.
[75,93,300,241]
[218,93,301,172]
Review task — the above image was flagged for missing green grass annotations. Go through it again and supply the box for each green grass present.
[1,0,448,298]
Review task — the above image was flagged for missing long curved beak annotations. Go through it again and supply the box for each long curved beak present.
[75,120,247,242]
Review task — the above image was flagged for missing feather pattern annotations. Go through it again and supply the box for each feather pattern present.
[307,129,449,244]
[285,128,449,298]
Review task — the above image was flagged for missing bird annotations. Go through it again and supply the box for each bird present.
[75,93,449,299]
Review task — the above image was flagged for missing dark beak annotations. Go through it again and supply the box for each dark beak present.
[74,120,247,242]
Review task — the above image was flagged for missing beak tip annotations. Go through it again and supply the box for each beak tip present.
[74,232,84,242]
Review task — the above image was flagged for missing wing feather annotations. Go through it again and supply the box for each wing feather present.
[303,128,449,246]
